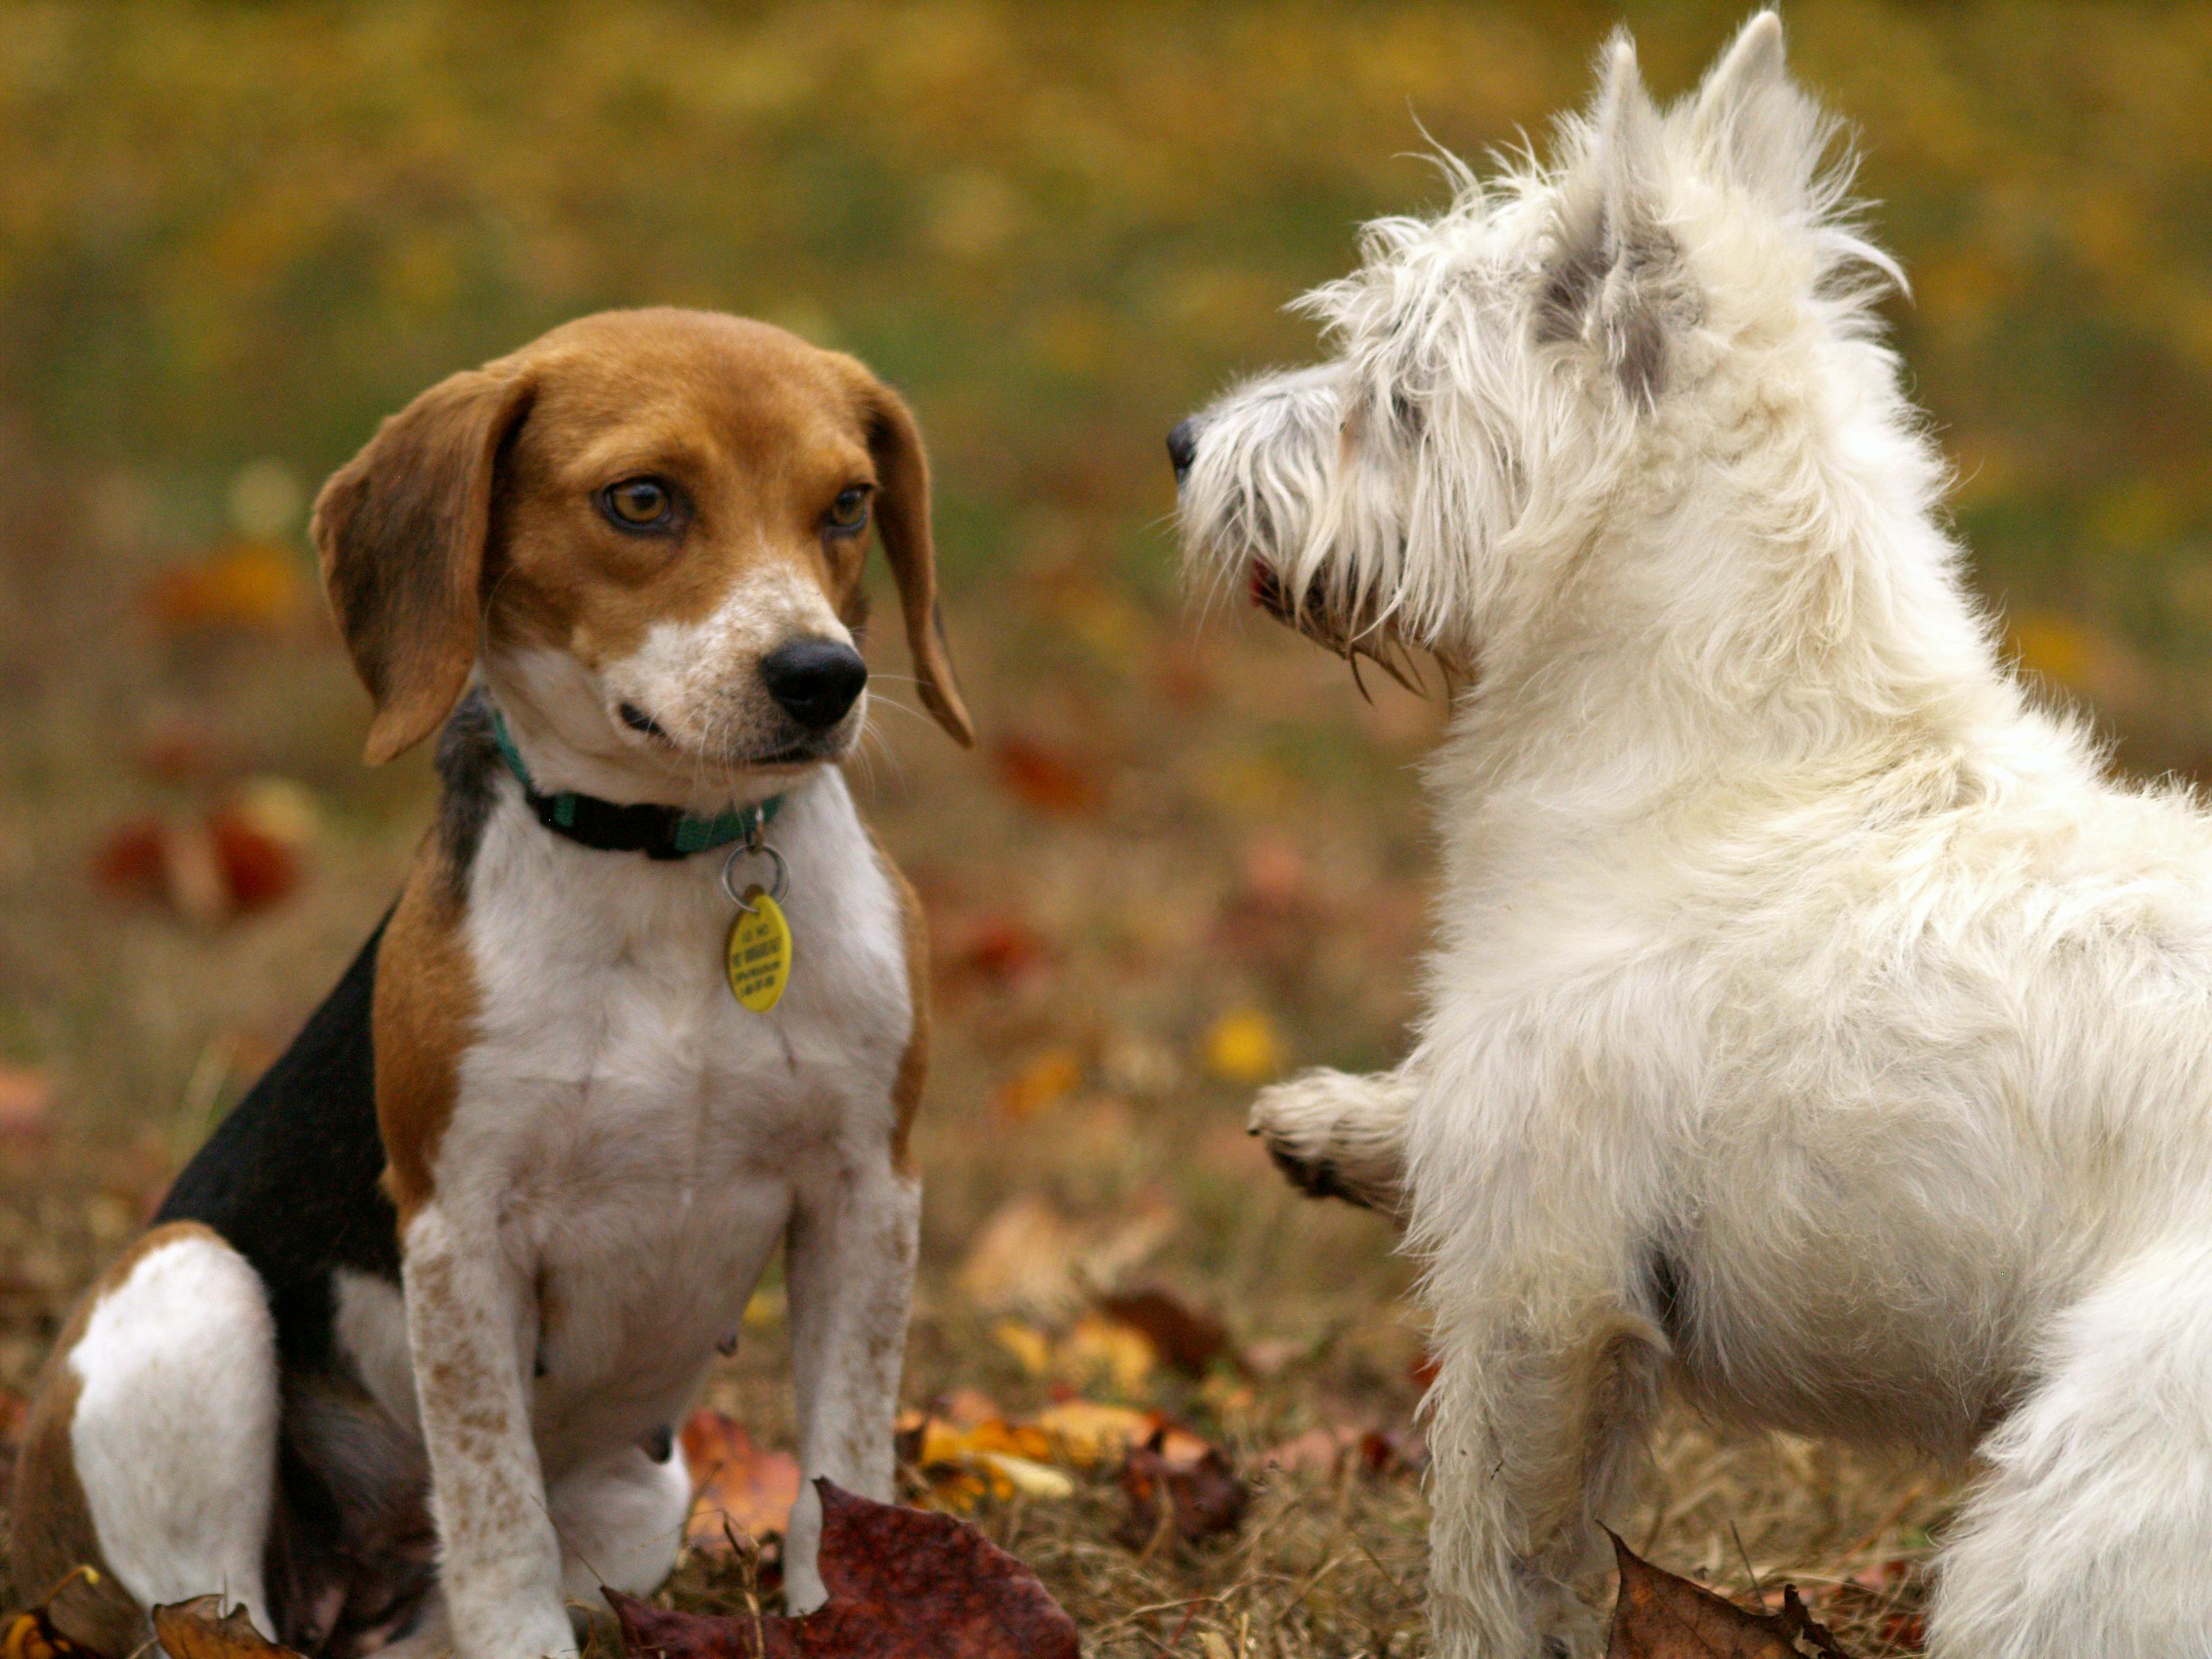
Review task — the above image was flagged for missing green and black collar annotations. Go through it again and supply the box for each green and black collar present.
[488,708,781,861]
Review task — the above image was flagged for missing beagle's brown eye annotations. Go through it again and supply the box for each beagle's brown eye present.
[600,477,674,531]
[825,485,871,535]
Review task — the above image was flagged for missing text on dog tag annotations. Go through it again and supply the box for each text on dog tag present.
[724,888,792,1012]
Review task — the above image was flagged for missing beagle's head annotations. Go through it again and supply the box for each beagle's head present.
[312,308,972,808]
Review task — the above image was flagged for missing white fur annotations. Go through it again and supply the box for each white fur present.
[1183,16,2212,1658]
[68,1231,281,1637]
[394,756,916,1659]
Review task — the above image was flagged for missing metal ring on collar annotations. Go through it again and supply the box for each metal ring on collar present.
[719,840,790,912]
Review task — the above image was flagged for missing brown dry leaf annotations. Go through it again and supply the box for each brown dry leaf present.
[1094,1287,1246,1378]
[150,1598,301,1659]
[991,735,1101,817]
[142,542,305,634]
[1119,1428,1248,1545]
[608,1481,1079,1658]
[956,1194,1176,1315]
[0,1069,54,1143]
[991,1048,1082,1121]
[1058,1313,1156,1393]
[682,1410,803,1552]
[1607,1534,1853,1659]
[0,1606,102,1659]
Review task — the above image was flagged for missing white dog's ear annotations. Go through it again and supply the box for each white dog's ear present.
[1692,12,1827,213]
[1538,33,1694,410]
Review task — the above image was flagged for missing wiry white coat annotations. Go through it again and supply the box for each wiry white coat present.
[1183,15,2212,1658]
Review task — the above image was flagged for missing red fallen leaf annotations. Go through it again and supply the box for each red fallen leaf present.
[607,1480,1078,1658]
[93,801,304,924]
[1094,1288,1246,1378]
[681,1410,802,1551]
[991,736,1099,817]
[1119,1428,1248,1545]
[204,808,300,914]
[1606,1533,1855,1658]
[944,913,1050,985]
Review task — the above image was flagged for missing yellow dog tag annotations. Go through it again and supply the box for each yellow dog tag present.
[724,888,792,1012]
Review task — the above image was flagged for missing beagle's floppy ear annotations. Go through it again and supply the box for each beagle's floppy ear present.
[312,368,535,764]
[862,381,974,747]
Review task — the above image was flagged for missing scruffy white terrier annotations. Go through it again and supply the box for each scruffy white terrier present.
[1173,14,2212,1659]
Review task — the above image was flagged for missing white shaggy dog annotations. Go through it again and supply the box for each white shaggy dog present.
[1174,15,2212,1659]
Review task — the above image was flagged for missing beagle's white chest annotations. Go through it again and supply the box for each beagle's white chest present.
[428,775,912,1466]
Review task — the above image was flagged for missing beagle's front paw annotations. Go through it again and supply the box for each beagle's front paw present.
[1248,1068,1410,1217]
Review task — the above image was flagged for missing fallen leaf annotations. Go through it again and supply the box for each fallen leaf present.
[1095,1287,1245,1377]
[1606,1534,1853,1659]
[93,798,304,924]
[989,1318,1054,1375]
[992,735,1100,816]
[991,1048,1082,1120]
[0,1069,54,1143]
[150,1597,300,1659]
[682,1411,803,1551]
[143,542,306,635]
[607,1480,1079,1658]
[1032,1401,1215,1471]
[1059,1312,1155,1393]
[956,1194,1176,1315]
[1120,1429,1248,1544]
[0,1605,102,1659]
[1202,1009,1284,1084]
[940,912,1050,986]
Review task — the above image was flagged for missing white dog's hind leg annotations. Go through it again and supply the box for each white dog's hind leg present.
[1422,1286,1664,1659]
[1248,1067,1412,1216]
[67,1224,282,1638]
[1927,1240,2212,1659]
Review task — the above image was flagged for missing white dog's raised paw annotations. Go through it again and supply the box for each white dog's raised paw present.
[1248,1069,1410,1217]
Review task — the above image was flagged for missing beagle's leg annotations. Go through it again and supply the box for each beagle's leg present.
[779,1159,921,1614]
[64,1224,281,1637]
[1248,1066,1414,1216]
[400,1205,575,1659]
[547,1442,691,1610]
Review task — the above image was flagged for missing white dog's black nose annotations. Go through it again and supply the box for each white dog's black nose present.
[1166,418,1199,483]
[760,638,868,731]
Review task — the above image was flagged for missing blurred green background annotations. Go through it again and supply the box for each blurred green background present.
[6,2,2211,698]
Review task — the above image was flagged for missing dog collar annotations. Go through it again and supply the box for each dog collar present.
[488,709,782,861]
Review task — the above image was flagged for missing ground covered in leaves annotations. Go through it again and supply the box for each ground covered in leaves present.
[3,3,2209,1654]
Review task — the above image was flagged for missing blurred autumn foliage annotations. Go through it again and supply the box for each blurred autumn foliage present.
[0,6,2206,1652]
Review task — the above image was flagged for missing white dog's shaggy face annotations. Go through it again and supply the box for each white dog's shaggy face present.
[1175,15,1915,692]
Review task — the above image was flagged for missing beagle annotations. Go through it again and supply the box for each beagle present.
[12,309,973,1659]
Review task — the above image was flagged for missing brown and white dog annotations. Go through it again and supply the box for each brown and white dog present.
[12,308,972,1659]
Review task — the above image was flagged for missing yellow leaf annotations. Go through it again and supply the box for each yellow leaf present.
[1204,1009,1285,1084]
[991,1318,1053,1376]
[1061,1312,1156,1393]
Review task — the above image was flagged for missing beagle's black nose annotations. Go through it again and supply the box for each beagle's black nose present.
[760,638,868,731]
[1166,417,1199,483]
